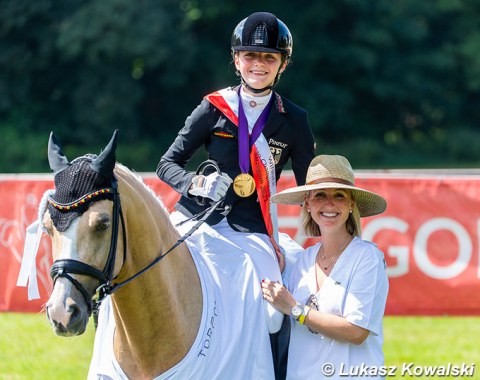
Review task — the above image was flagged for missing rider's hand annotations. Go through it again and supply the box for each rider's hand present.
[189,172,232,201]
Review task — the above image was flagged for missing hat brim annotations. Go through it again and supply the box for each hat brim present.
[233,46,285,54]
[271,182,387,217]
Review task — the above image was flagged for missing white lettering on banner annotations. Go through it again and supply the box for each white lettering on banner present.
[1,192,52,292]
[361,216,477,280]
[415,218,471,279]
[363,217,409,277]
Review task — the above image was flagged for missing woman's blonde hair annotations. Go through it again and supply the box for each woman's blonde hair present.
[301,191,362,237]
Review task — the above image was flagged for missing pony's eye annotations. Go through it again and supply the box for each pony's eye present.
[94,215,111,231]
[96,221,110,231]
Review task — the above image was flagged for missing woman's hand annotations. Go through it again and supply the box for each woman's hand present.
[261,279,297,315]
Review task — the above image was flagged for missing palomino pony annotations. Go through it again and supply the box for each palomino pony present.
[43,131,276,379]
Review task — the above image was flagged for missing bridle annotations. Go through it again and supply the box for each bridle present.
[48,167,225,327]
[49,181,126,321]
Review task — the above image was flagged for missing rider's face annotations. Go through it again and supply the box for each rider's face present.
[234,51,285,96]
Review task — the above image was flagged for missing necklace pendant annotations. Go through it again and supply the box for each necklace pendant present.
[249,100,257,107]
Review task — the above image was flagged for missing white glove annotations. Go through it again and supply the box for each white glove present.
[189,172,233,201]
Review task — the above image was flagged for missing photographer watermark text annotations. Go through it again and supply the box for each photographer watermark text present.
[321,362,476,377]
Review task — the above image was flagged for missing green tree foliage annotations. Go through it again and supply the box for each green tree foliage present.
[1,0,480,172]
[285,0,480,167]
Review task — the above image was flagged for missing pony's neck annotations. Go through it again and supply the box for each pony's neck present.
[111,168,202,378]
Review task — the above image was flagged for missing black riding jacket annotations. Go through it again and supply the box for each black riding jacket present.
[156,87,315,235]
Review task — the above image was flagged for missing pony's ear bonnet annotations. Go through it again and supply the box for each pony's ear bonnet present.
[90,130,118,182]
[48,132,70,175]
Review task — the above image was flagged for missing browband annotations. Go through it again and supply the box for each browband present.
[47,188,115,211]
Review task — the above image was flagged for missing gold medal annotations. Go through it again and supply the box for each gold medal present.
[233,173,256,197]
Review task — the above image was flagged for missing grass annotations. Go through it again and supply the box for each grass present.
[384,316,479,378]
[0,312,95,379]
[384,316,479,364]
[0,313,478,379]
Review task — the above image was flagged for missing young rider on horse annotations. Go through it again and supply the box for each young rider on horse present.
[156,12,315,379]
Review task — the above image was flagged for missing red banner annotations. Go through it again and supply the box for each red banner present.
[1,172,480,315]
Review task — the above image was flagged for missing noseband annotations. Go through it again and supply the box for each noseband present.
[49,182,126,319]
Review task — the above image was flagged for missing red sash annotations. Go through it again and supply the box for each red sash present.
[204,89,278,240]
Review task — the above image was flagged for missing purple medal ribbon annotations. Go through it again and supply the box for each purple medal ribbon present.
[237,88,274,173]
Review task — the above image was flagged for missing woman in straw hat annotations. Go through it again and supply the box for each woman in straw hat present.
[261,155,389,379]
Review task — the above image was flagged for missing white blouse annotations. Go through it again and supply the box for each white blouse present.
[286,237,389,380]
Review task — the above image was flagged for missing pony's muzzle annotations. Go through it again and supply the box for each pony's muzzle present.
[46,279,90,336]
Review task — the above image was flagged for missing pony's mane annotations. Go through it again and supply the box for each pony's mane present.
[113,163,170,217]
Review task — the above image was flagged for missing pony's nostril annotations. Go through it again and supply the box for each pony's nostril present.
[67,302,80,318]
[65,298,84,325]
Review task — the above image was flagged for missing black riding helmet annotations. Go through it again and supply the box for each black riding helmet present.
[231,12,293,93]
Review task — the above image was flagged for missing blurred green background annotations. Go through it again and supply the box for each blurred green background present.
[2,0,480,173]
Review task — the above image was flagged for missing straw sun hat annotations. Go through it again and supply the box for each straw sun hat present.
[271,155,387,217]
